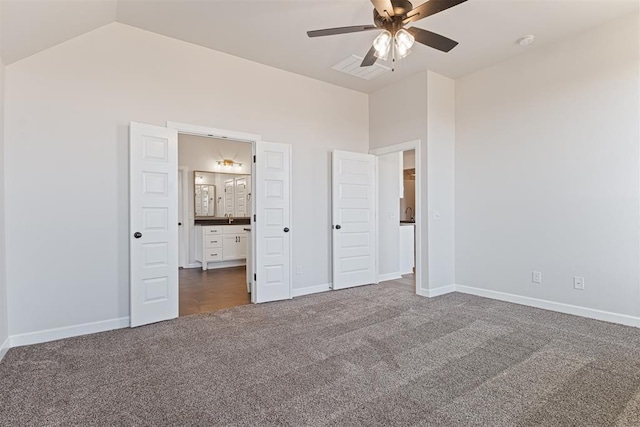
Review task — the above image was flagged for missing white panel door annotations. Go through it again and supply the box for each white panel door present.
[255,142,291,303]
[235,177,248,217]
[224,179,235,216]
[332,150,376,290]
[129,122,178,327]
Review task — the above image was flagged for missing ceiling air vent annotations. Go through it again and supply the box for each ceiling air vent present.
[331,55,391,80]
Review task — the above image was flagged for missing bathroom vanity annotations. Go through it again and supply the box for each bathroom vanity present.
[195,225,248,270]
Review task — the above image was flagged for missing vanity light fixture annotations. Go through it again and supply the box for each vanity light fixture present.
[216,159,243,169]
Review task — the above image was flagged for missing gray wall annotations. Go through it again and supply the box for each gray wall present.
[455,13,640,317]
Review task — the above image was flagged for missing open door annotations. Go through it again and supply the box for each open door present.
[254,141,292,303]
[332,150,376,290]
[129,122,179,327]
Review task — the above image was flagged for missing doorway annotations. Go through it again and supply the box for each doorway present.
[129,121,293,327]
[370,140,423,294]
[177,133,253,316]
[399,149,416,289]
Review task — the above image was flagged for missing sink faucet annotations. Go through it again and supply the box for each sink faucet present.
[405,207,414,222]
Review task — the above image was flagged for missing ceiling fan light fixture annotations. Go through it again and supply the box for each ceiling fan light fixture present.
[373,30,392,60]
[395,28,415,49]
[395,28,415,59]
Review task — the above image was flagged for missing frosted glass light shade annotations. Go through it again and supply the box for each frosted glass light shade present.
[373,30,392,60]
[395,29,415,58]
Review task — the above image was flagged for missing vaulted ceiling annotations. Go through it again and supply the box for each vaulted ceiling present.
[2,0,638,93]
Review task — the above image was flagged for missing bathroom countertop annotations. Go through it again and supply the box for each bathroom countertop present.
[194,218,251,226]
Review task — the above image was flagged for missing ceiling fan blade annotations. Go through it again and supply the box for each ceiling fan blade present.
[403,0,468,24]
[371,0,395,19]
[407,27,459,52]
[307,25,378,38]
[361,46,378,67]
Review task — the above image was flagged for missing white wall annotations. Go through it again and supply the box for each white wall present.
[369,71,456,293]
[403,150,415,170]
[178,133,252,265]
[4,23,368,337]
[377,152,401,278]
[370,72,429,290]
[0,1,9,359]
[455,13,640,318]
[178,134,252,175]
[426,71,456,289]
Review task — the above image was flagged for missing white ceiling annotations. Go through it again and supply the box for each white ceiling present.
[2,0,638,93]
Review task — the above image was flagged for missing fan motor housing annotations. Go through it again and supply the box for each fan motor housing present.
[373,0,414,32]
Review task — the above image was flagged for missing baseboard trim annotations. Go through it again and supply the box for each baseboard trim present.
[455,285,640,328]
[10,317,130,348]
[293,283,332,298]
[182,263,202,269]
[201,261,246,270]
[417,285,456,298]
[0,336,9,362]
[378,272,402,283]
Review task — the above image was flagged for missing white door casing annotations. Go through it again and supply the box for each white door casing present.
[255,141,292,303]
[332,150,377,290]
[130,122,179,327]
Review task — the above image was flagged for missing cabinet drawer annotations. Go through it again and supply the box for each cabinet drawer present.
[222,225,248,235]
[204,236,222,248]
[204,250,222,262]
[203,226,222,235]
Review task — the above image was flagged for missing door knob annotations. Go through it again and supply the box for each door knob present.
[283,227,290,232]
[335,225,341,230]
[133,232,142,239]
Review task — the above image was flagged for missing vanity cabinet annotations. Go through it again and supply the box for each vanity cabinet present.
[222,234,247,260]
[196,225,247,270]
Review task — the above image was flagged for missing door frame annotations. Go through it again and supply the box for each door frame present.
[166,121,261,302]
[369,140,425,296]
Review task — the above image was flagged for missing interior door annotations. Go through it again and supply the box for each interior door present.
[332,150,377,290]
[224,179,234,216]
[235,177,248,217]
[129,122,179,327]
[255,141,292,303]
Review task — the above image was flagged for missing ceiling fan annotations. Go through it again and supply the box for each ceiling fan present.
[307,0,467,68]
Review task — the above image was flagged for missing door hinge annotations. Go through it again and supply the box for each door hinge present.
[253,155,256,163]
[253,214,256,222]
[254,273,257,281]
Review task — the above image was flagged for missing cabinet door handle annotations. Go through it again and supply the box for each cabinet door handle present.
[284,227,290,233]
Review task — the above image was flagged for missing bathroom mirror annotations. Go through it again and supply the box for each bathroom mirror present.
[194,170,251,218]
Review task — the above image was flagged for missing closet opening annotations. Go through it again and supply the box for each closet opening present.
[177,133,253,316]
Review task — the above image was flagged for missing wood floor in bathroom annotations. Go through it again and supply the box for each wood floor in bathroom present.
[179,266,250,316]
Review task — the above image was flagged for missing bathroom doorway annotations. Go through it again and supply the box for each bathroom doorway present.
[177,133,253,316]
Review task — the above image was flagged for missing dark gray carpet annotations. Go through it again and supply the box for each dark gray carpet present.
[2,281,640,426]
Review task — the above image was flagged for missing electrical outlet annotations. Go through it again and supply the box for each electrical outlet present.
[532,271,542,284]
[574,276,585,290]
[296,266,303,275]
